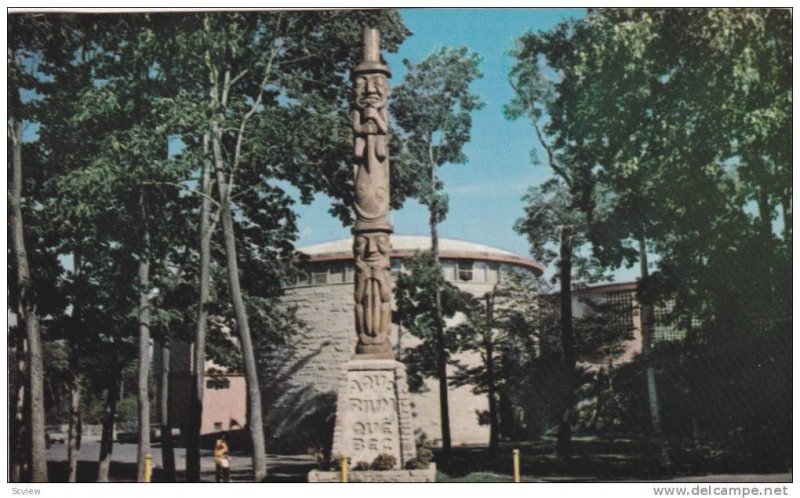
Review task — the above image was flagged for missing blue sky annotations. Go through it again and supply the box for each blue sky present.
[288,8,639,282]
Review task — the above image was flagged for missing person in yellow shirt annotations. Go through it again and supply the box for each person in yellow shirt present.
[214,434,230,482]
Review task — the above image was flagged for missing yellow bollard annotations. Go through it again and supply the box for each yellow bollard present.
[513,449,520,483]
[144,452,153,483]
[341,453,348,483]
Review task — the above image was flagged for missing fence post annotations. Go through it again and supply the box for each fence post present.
[513,449,520,483]
[341,453,348,483]
[144,452,153,483]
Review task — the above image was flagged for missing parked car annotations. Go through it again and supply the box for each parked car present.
[45,426,67,447]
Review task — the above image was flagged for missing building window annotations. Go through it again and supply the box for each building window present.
[473,261,487,283]
[441,261,456,281]
[312,269,328,285]
[457,261,474,282]
[488,262,500,283]
[214,422,223,432]
[344,264,355,283]
[391,258,403,279]
[653,299,690,342]
[604,291,635,338]
[206,377,230,390]
[326,263,342,284]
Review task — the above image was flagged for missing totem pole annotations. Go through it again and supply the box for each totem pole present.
[314,29,425,480]
[352,28,393,359]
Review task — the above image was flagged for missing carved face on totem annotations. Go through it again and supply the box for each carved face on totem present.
[354,73,389,109]
[354,233,390,263]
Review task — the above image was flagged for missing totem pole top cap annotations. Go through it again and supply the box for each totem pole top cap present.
[352,28,391,78]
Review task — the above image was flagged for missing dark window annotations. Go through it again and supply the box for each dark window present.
[604,290,635,338]
[312,269,328,285]
[653,299,694,342]
[457,261,474,282]
[206,377,230,390]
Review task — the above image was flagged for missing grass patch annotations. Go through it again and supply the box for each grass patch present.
[436,470,542,482]
[437,471,512,483]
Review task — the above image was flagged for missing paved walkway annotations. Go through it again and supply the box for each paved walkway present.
[46,442,791,483]
[45,440,317,482]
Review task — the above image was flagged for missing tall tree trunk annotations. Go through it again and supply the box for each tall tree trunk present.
[638,233,671,471]
[10,88,47,483]
[602,353,615,435]
[136,197,152,482]
[757,185,773,241]
[66,378,82,482]
[10,333,29,482]
[556,226,576,460]
[97,371,119,483]
[187,133,213,482]
[159,336,176,482]
[67,252,83,483]
[781,191,791,243]
[428,158,452,462]
[485,293,499,452]
[211,120,268,482]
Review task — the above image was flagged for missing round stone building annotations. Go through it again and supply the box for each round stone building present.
[260,235,543,453]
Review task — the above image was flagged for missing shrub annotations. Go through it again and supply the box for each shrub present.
[404,458,428,470]
[308,446,327,470]
[353,461,370,471]
[416,446,434,464]
[370,453,397,471]
[328,453,351,471]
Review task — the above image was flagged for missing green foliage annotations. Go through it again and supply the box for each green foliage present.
[392,46,484,221]
[573,296,636,360]
[439,266,590,442]
[417,446,434,464]
[7,12,416,470]
[115,393,139,429]
[404,458,427,470]
[515,180,607,286]
[509,8,791,463]
[395,252,469,391]
[353,461,370,471]
[327,453,351,471]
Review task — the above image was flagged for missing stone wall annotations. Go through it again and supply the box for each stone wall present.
[261,276,494,453]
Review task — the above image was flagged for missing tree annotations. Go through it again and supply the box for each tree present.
[394,252,463,382]
[185,132,216,481]
[508,8,791,468]
[449,271,535,451]
[392,46,483,460]
[511,177,606,458]
[159,11,410,480]
[31,14,197,481]
[506,29,612,457]
[9,10,417,482]
[573,295,636,431]
[8,15,53,482]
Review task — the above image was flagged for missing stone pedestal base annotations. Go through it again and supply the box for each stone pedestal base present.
[308,464,436,483]
[330,359,417,468]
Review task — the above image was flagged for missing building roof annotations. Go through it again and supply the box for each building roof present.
[572,281,638,294]
[297,235,544,276]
